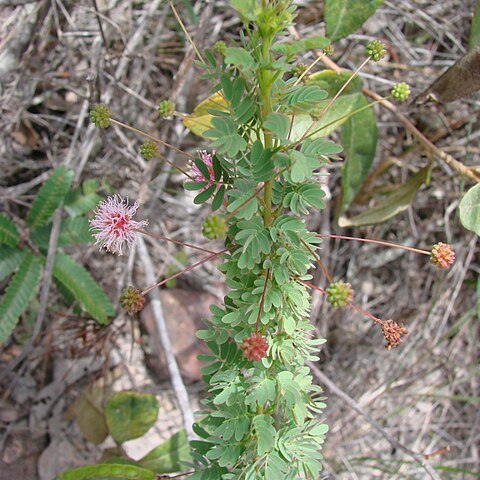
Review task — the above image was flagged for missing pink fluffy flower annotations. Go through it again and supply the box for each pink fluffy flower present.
[191,150,215,186]
[90,195,148,255]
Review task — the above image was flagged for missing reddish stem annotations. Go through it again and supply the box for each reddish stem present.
[141,247,230,295]
[135,228,218,254]
[317,233,430,256]
[295,277,384,325]
[255,268,271,331]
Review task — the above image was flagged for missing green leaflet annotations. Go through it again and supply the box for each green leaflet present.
[0,213,19,247]
[339,94,377,215]
[0,246,26,282]
[52,252,115,324]
[0,252,42,344]
[138,430,192,474]
[105,391,159,444]
[55,464,156,480]
[459,184,480,235]
[338,165,430,227]
[325,0,384,42]
[26,166,74,228]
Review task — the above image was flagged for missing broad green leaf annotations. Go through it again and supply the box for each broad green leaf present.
[55,464,155,480]
[459,184,480,235]
[338,165,430,227]
[325,0,384,42]
[138,430,192,474]
[0,246,26,282]
[224,47,255,70]
[0,213,19,247]
[182,93,228,137]
[105,391,159,444]
[470,0,480,47]
[26,166,74,228]
[0,253,42,344]
[53,252,115,324]
[339,94,377,215]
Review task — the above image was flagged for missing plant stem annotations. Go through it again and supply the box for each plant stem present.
[316,233,431,256]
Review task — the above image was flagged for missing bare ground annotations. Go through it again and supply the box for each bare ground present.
[0,0,479,479]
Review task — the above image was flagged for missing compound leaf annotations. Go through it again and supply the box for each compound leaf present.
[0,252,42,344]
[53,252,115,324]
[0,213,19,247]
[26,166,74,228]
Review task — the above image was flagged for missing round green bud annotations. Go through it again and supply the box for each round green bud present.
[157,99,175,118]
[213,40,227,55]
[140,140,158,160]
[391,82,411,102]
[365,40,386,62]
[326,280,354,308]
[202,215,227,240]
[90,103,111,128]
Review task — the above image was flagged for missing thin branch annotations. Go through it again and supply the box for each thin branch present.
[137,237,196,441]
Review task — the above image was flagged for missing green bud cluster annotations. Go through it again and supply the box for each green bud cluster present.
[157,99,175,118]
[140,140,159,160]
[326,280,354,308]
[90,103,111,128]
[202,215,227,240]
[213,40,227,55]
[366,39,386,61]
[391,82,411,101]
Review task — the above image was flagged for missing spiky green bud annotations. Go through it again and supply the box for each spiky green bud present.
[365,40,386,62]
[90,103,111,128]
[202,215,227,240]
[120,287,145,314]
[322,45,334,56]
[391,82,411,101]
[326,280,353,308]
[290,63,309,82]
[157,99,175,118]
[140,140,158,160]
[213,40,227,55]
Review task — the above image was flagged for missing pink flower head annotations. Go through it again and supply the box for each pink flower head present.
[191,150,215,186]
[90,195,148,255]
[241,332,268,362]
[430,242,455,269]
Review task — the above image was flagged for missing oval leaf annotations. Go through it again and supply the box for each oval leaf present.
[470,0,480,48]
[339,94,377,215]
[182,93,228,137]
[459,184,480,235]
[325,0,384,42]
[105,391,159,444]
[138,430,192,474]
[338,165,429,227]
[55,464,155,480]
